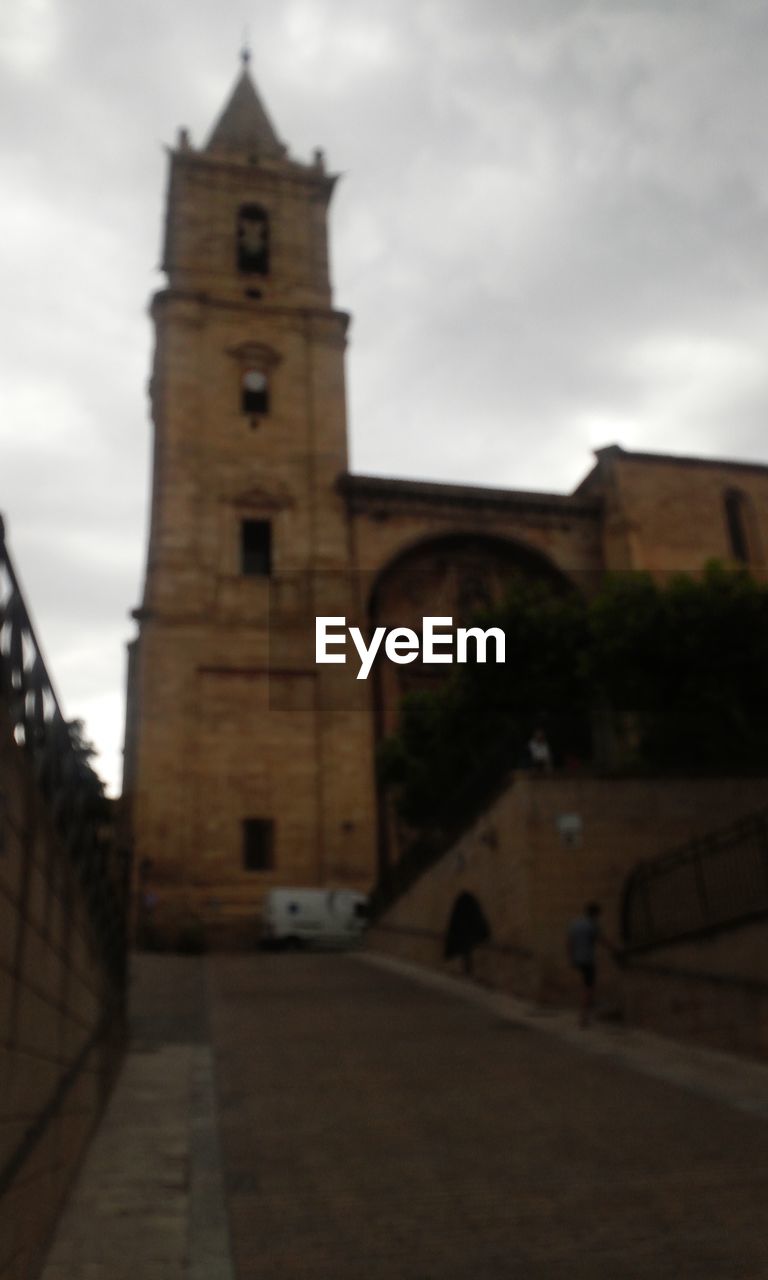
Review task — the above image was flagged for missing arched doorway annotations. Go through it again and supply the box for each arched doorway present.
[445,891,491,975]
[369,533,575,873]
[369,533,573,743]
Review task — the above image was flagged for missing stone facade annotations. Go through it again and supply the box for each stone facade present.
[124,63,768,945]
[579,445,768,574]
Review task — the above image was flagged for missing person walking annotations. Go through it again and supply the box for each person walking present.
[567,901,613,1027]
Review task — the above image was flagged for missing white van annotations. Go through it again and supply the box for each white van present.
[261,888,369,950]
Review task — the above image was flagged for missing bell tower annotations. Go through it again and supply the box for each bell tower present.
[125,56,377,943]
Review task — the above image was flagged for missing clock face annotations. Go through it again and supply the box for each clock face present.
[243,369,267,392]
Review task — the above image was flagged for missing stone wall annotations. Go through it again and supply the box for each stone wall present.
[586,446,768,574]
[0,705,125,1280]
[621,918,768,1058]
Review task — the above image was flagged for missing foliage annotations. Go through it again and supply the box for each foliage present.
[378,578,592,834]
[589,563,768,772]
[379,565,768,848]
[67,718,103,777]
[67,717,111,819]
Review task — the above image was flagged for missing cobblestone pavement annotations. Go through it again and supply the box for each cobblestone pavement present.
[42,952,768,1279]
[210,953,768,1280]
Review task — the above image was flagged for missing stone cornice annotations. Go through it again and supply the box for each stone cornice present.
[169,146,337,198]
[150,288,349,333]
[338,472,602,520]
[594,443,768,477]
[575,444,768,498]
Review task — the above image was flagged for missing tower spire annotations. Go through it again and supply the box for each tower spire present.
[205,54,284,158]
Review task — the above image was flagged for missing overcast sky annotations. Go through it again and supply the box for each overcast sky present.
[3,0,768,793]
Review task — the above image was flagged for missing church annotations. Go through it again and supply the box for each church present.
[123,58,768,945]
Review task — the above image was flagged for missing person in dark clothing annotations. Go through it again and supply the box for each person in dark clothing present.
[567,901,614,1026]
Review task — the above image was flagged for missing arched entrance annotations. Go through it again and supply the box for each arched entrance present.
[368,533,575,873]
[445,891,491,975]
[369,532,573,742]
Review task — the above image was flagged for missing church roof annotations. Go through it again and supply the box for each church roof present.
[575,444,768,496]
[206,59,285,158]
[338,472,601,518]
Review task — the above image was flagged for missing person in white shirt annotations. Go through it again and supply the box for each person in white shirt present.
[528,727,553,774]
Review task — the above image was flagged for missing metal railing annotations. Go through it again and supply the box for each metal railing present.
[622,805,768,951]
[0,516,128,979]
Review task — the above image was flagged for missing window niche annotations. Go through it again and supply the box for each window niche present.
[724,488,751,563]
[240,519,272,577]
[229,342,281,426]
[242,368,269,415]
[237,203,269,275]
[242,818,274,871]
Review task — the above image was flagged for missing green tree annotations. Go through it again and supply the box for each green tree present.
[589,564,768,772]
[379,578,591,838]
[379,565,768,860]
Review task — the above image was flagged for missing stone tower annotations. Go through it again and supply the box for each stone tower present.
[124,58,378,944]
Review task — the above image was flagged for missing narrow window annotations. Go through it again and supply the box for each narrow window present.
[237,204,269,274]
[724,489,749,563]
[241,520,272,576]
[242,368,269,415]
[242,818,274,871]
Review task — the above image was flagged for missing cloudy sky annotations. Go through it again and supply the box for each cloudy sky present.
[3,0,768,792]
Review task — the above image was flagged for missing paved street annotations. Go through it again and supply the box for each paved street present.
[43,952,768,1279]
